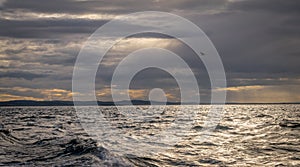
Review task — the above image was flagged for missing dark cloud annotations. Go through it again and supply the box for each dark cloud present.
[2,0,228,14]
[0,18,107,38]
[2,0,104,14]
[192,10,300,76]
[0,71,49,80]
[0,0,300,102]
[37,54,76,66]
[228,0,300,14]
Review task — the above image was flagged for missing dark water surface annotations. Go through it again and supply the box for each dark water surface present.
[0,105,299,166]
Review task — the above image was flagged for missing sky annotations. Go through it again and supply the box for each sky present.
[0,0,300,103]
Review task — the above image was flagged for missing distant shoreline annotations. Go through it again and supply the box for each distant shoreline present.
[0,100,299,106]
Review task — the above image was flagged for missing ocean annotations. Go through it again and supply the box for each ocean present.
[0,105,299,166]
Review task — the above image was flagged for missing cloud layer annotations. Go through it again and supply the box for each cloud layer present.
[0,0,299,103]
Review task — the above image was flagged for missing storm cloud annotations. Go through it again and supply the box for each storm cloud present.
[0,0,299,103]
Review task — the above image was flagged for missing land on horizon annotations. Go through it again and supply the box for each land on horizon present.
[0,100,299,106]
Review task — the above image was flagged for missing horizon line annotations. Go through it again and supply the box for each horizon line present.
[0,99,299,106]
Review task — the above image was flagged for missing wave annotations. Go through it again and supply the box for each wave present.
[0,124,131,166]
